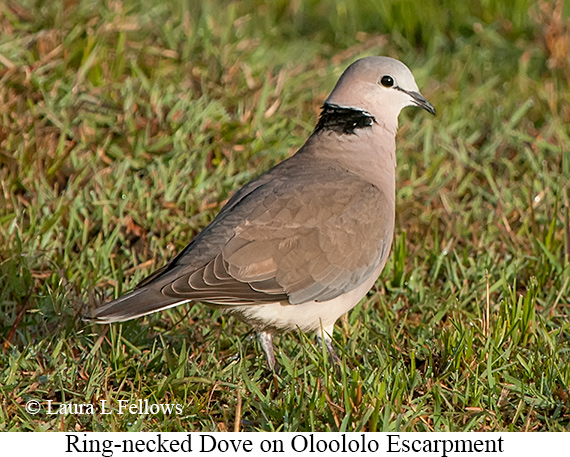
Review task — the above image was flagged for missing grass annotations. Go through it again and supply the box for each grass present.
[1,0,570,431]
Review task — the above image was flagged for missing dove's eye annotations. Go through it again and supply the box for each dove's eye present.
[380,75,394,87]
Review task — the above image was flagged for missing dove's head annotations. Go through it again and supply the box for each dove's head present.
[325,56,435,129]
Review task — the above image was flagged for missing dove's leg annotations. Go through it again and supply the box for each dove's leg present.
[257,331,276,371]
[317,324,341,364]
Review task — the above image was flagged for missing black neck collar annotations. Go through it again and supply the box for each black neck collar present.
[314,103,375,135]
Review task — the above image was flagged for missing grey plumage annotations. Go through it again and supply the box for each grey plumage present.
[87,56,435,369]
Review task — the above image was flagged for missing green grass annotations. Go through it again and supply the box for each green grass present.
[1,0,570,431]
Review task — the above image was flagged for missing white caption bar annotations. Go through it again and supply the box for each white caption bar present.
[1,432,565,456]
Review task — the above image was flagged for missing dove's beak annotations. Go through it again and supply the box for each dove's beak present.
[407,90,436,115]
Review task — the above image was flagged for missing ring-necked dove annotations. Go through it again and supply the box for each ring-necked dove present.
[88,56,435,370]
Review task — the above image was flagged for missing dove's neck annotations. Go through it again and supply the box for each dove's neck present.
[305,107,398,195]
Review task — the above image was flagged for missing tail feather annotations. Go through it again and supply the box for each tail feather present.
[86,288,191,323]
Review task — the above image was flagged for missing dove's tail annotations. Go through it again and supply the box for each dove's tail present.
[85,287,191,323]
